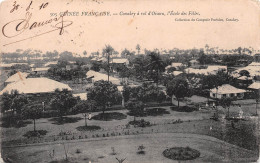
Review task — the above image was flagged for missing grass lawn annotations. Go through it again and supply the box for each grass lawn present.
[1,103,259,162]
[2,133,258,163]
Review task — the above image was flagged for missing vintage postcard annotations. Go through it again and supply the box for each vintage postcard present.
[0,0,260,162]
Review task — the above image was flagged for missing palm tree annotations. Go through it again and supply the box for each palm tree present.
[102,45,114,82]
[146,52,166,89]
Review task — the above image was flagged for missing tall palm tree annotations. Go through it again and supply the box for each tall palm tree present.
[102,45,114,82]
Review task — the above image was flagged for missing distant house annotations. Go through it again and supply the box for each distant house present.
[4,72,28,86]
[190,60,199,67]
[165,62,184,71]
[185,65,227,75]
[210,84,247,99]
[31,67,49,75]
[44,61,58,67]
[111,58,129,66]
[73,93,87,100]
[0,78,72,95]
[233,62,260,77]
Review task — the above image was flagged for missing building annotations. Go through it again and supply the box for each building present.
[0,78,72,95]
[233,62,260,77]
[4,72,29,86]
[111,58,129,65]
[185,65,227,75]
[31,67,50,75]
[190,60,199,67]
[44,61,58,67]
[86,70,121,85]
[73,93,87,100]
[210,84,247,99]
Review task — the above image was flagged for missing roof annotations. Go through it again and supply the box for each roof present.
[44,61,58,67]
[111,58,129,64]
[0,78,72,95]
[248,62,260,66]
[32,67,50,71]
[237,76,253,80]
[171,62,183,67]
[5,72,28,83]
[248,82,260,90]
[86,70,121,85]
[185,65,227,75]
[210,84,247,94]
[234,63,260,77]
[0,63,28,68]
[190,60,198,63]
[172,71,183,76]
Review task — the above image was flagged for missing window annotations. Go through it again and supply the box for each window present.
[223,94,226,98]
[213,93,216,97]
[230,93,234,97]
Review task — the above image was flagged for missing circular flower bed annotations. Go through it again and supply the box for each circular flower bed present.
[163,147,200,160]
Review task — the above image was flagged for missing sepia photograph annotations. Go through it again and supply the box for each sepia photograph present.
[0,0,260,162]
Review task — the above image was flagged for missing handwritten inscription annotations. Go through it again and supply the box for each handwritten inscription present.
[2,1,73,46]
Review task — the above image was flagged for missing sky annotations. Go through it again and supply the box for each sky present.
[0,0,260,55]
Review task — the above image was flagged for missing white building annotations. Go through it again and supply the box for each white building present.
[210,84,247,99]
[0,78,72,95]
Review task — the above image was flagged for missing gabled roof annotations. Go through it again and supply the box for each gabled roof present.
[0,78,72,95]
[5,72,28,83]
[210,84,247,94]
[248,82,260,90]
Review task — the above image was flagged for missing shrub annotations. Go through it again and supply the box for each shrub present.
[137,145,145,155]
[76,149,82,154]
[163,147,200,160]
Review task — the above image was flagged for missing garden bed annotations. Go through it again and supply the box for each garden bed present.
[91,112,127,121]
[171,106,198,112]
[163,147,200,160]
[76,125,101,131]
